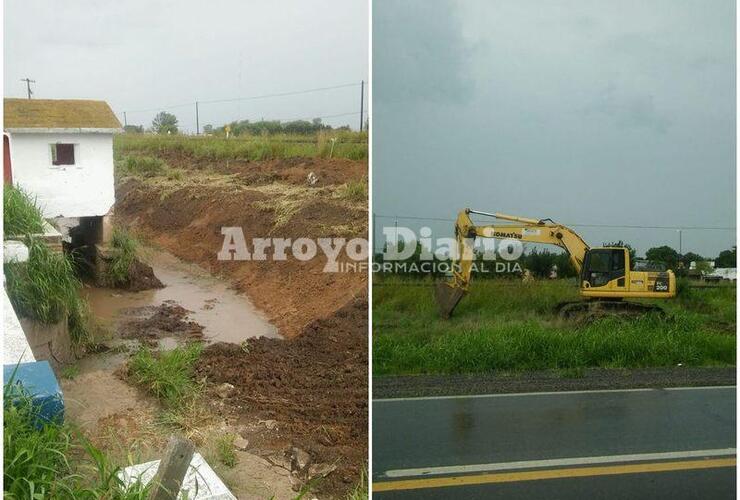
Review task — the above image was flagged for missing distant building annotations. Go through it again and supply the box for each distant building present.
[707,268,736,282]
[4,98,121,218]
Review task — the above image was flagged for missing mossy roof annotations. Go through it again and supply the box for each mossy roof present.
[4,98,122,129]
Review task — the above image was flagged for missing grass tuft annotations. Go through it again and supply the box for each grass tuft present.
[4,239,91,345]
[128,343,203,408]
[104,228,139,287]
[4,185,45,237]
[215,433,237,468]
[335,180,368,203]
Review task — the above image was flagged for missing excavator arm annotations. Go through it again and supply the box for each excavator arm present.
[436,209,590,317]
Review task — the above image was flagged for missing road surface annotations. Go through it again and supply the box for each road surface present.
[372,386,736,498]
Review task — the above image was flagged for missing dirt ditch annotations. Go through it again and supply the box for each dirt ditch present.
[73,153,370,498]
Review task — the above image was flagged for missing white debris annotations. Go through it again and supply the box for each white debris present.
[118,452,236,500]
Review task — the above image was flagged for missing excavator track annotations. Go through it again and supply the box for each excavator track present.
[554,300,665,322]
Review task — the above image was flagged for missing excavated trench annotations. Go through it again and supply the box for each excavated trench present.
[82,248,279,347]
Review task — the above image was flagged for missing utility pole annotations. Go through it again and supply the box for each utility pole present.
[20,78,35,99]
[123,112,128,127]
[195,101,200,135]
[359,80,365,132]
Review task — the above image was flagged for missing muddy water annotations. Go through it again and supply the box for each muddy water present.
[82,248,280,344]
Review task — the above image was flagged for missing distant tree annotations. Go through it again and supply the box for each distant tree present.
[523,248,576,278]
[645,246,680,270]
[202,124,213,135]
[680,252,704,267]
[715,246,737,268]
[602,241,636,262]
[123,124,143,134]
[152,111,178,134]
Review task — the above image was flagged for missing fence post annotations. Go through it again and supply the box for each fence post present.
[147,435,195,500]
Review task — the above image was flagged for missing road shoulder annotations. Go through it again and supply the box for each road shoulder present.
[373,367,736,399]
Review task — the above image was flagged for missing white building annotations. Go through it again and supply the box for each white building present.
[4,98,121,218]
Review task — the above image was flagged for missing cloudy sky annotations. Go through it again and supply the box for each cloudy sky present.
[5,0,368,132]
[373,0,735,257]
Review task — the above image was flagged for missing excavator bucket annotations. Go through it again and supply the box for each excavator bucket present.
[435,282,466,319]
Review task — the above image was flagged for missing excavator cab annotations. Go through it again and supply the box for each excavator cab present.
[581,248,627,290]
[580,247,676,299]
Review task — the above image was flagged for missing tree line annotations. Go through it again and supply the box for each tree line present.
[124,112,357,136]
[373,242,737,279]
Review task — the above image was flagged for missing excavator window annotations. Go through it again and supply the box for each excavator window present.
[582,248,626,288]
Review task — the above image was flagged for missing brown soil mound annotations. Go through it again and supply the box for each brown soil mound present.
[196,295,367,497]
[148,151,367,187]
[123,259,165,292]
[120,302,204,345]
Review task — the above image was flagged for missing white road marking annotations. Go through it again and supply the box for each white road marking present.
[373,385,736,403]
[384,448,737,478]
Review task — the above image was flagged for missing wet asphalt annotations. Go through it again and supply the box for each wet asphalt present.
[372,386,736,499]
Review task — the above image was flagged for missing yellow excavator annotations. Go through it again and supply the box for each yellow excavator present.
[435,209,676,319]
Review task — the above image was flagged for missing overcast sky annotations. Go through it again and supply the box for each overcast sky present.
[4,0,368,132]
[373,0,736,257]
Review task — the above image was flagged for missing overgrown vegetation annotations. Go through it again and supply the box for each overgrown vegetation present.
[127,343,204,408]
[4,185,45,237]
[115,131,368,162]
[373,277,736,375]
[4,380,150,498]
[4,239,91,345]
[336,179,368,203]
[103,228,139,287]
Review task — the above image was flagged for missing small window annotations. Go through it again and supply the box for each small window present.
[51,143,75,165]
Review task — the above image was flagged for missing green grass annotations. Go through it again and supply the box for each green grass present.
[215,433,236,468]
[114,131,368,161]
[103,228,139,287]
[4,238,91,345]
[118,156,168,177]
[346,467,368,500]
[127,343,204,408]
[4,185,45,237]
[336,180,368,202]
[4,379,150,498]
[61,365,80,380]
[373,277,736,375]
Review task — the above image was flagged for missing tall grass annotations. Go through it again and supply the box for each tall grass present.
[4,185,45,237]
[127,343,204,408]
[373,277,736,375]
[4,380,150,498]
[4,239,91,345]
[103,228,139,287]
[336,180,368,202]
[115,132,368,161]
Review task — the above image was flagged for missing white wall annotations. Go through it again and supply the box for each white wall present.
[8,132,115,218]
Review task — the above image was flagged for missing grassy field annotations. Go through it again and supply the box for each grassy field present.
[373,276,736,376]
[114,130,368,161]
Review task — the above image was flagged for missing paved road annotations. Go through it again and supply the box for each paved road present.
[372,387,736,499]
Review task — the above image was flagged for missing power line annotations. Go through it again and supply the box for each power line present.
[123,82,362,115]
[199,82,361,105]
[373,214,736,231]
